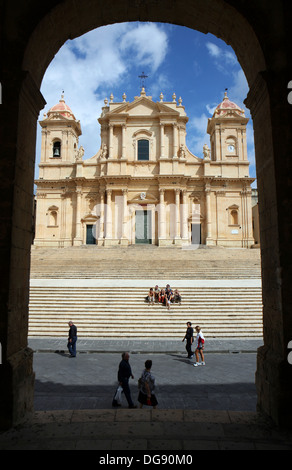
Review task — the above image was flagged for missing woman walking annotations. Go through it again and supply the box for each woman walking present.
[138,360,158,409]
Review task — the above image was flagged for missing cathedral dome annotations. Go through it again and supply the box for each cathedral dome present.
[47,94,76,120]
[214,91,245,117]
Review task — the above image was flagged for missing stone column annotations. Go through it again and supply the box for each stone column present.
[160,123,165,158]
[60,192,67,246]
[121,189,128,245]
[108,124,113,159]
[73,187,82,245]
[174,188,181,243]
[173,123,178,158]
[158,188,166,245]
[104,189,112,244]
[181,189,189,243]
[205,183,214,245]
[121,124,126,159]
[245,71,292,426]
[98,190,105,245]
[0,71,46,430]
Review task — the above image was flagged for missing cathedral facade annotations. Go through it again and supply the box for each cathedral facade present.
[34,89,254,248]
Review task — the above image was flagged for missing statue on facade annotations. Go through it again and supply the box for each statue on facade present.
[178,144,186,159]
[203,143,211,160]
[101,143,108,159]
[76,145,84,161]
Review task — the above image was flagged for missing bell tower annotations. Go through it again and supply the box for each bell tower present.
[39,94,82,172]
[207,91,249,163]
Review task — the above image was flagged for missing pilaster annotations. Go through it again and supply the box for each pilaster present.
[104,189,113,245]
[158,188,166,245]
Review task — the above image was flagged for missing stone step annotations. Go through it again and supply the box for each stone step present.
[28,284,263,338]
[30,247,262,279]
[28,329,263,338]
[29,247,262,338]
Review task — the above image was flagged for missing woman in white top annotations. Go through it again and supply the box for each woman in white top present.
[193,325,205,367]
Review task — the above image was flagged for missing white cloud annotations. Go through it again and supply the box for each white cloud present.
[206,42,221,58]
[206,103,217,115]
[206,41,237,72]
[119,23,168,73]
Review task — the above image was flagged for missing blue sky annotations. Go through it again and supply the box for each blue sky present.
[37,22,256,185]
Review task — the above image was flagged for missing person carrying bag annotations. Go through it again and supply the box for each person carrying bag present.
[112,385,123,407]
[138,360,158,409]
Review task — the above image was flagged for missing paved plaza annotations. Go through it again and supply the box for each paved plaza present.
[31,338,261,412]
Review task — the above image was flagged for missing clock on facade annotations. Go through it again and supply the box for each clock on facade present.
[228,145,235,152]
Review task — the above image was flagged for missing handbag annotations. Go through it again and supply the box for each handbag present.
[112,385,123,406]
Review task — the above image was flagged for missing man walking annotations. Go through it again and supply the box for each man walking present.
[118,352,136,408]
[67,321,77,357]
[182,321,194,358]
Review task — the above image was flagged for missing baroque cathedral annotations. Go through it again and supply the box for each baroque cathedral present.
[34,88,254,248]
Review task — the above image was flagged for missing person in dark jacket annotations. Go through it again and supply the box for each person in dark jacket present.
[118,352,136,408]
[182,321,194,358]
[67,321,77,357]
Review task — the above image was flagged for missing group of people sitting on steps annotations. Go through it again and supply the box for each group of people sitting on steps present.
[146,284,182,310]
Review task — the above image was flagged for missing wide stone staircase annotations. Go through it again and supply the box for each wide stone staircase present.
[29,246,263,338]
[29,245,261,279]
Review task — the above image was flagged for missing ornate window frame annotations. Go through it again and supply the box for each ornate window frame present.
[132,130,153,161]
[47,205,59,227]
[227,204,240,226]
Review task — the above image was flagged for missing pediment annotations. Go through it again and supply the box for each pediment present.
[128,192,159,205]
[108,96,180,118]
[45,113,71,122]
[81,213,99,222]
[128,100,159,117]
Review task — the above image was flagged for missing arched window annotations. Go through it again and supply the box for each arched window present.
[47,206,59,226]
[228,205,240,226]
[53,140,61,157]
[49,211,58,226]
[137,139,149,161]
[230,209,238,225]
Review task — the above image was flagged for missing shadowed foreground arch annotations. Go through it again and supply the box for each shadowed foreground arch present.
[1,0,292,430]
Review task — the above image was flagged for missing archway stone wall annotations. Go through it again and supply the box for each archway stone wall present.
[1,0,292,429]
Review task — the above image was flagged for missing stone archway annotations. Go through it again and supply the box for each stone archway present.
[1,0,292,429]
